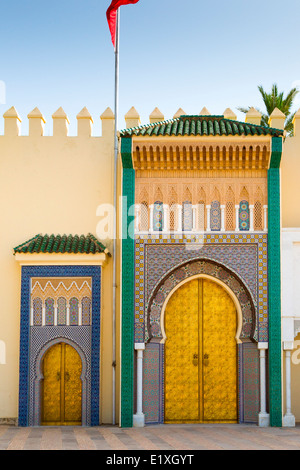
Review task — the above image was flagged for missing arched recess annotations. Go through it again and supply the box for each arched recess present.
[139,187,149,232]
[142,258,260,425]
[146,258,256,343]
[32,338,89,426]
[160,274,243,345]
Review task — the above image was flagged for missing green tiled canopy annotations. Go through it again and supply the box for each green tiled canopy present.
[120,115,284,138]
[13,233,109,255]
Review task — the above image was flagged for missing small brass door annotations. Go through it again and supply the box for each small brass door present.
[164,278,237,423]
[42,343,82,426]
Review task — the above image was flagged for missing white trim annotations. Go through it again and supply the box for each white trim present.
[15,252,107,266]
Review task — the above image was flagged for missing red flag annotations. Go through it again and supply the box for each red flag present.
[106,0,140,48]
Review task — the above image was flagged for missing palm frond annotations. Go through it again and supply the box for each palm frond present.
[236,106,251,114]
[284,112,296,136]
[240,83,299,134]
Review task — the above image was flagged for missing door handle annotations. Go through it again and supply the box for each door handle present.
[65,371,70,382]
[56,371,61,381]
[203,354,209,366]
[192,354,198,366]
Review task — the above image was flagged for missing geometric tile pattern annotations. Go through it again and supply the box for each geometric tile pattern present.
[143,343,164,424]
[142,317,260,426]
[18,265,101,427]
[121,165,135,428]
[29,326,92,426]
[182,201,193,232]
[210,201,221,231]
[239,201,250,231]
[153,202,163,231]
[147,259,256,342]
[134,232,268,343]
[239,342,260,423]
[268,140,283,426]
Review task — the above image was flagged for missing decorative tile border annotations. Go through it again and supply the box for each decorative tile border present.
[18,265,101,427]
[268,136,283,427]
[147,259,256,342]
[142,337,260,425]
[29,328,92,426]
[143,343,164,424]
[239,342,260,423]
[134,232,268,343]
[121,167,135,428]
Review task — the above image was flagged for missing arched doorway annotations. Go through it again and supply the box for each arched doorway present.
[41,343,82,426]
[164,277,238,423]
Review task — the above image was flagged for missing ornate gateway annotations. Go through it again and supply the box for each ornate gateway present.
[120,112,283,427]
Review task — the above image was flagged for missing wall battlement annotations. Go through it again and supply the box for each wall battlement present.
[1,106,115,138]
[2,105,300,138]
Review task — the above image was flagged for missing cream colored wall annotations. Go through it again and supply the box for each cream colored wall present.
[281,115,300,228]
[0,107,119,423]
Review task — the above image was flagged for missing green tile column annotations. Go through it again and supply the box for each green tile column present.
[268,136,283,427]
[120,137,135,427]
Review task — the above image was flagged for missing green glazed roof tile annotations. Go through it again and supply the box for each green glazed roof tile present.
[120,114,284,138]
[13,233,109,255]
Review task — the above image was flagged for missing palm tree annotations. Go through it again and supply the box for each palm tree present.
[238,84,299,135]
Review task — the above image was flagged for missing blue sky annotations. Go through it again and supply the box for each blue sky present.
[1,0,300,135]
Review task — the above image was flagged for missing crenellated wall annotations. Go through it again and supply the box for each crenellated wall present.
[1,100,300,425]
[1,105,116,138]
[0,105,119,423]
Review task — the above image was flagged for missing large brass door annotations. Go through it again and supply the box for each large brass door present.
[164,278,237,423]
[42,343,82,426]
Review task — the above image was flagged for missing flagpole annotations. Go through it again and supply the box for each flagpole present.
[112,7,120,427]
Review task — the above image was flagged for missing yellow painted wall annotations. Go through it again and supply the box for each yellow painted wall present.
[0,108,120,423]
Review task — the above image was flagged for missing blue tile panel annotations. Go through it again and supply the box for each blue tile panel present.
[18,265,101,427]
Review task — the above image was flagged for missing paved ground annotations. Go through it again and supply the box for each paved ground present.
[1,423,300,451]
